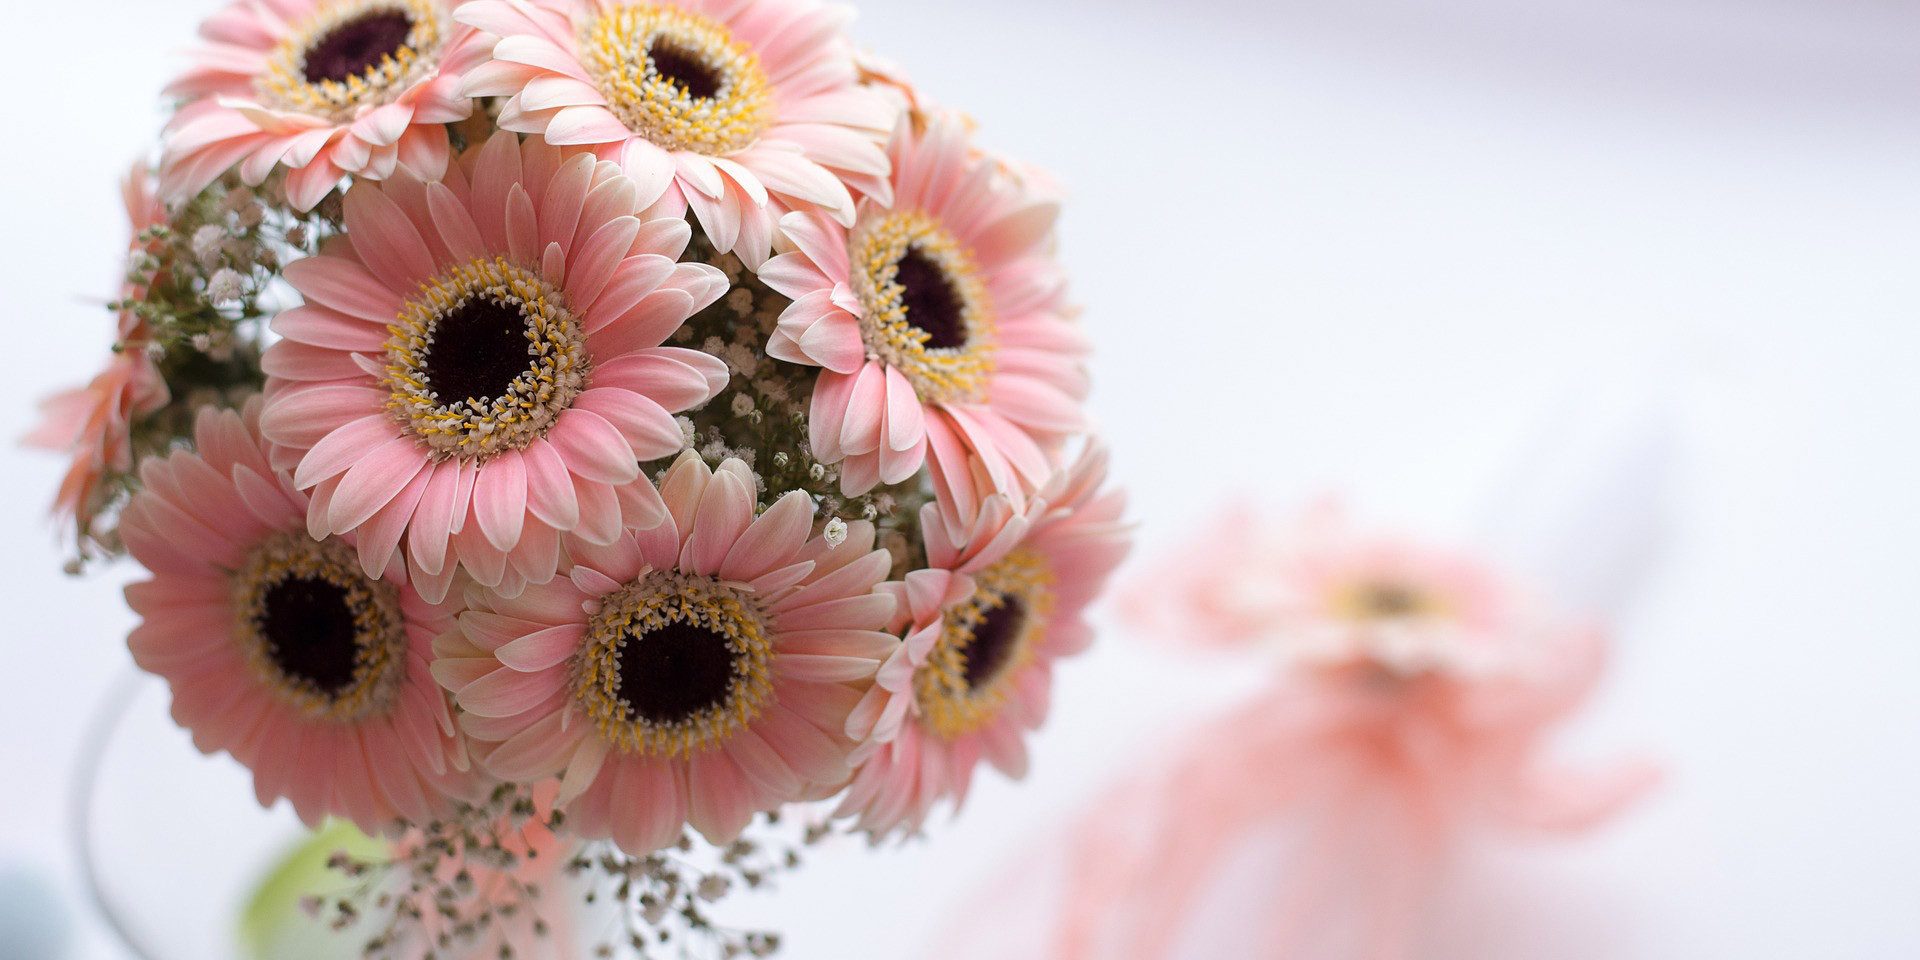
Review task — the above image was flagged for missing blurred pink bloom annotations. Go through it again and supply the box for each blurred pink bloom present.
[1125,501,1513,672]
[968,504,1657,960]
[121,400,476,835]
[27,166,169,539]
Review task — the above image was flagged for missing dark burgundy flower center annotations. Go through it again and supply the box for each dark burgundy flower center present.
[647,41,721,99]
[258,576,360,695]
[423,298,533,405]
[616,620,737,723]
[962,597,1025,691]
[896,247,967,350]
[303,10,415,84]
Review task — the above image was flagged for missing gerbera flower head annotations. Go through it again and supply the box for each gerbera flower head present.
[837,444,1128,840]
[160,0,487,210]
[121,399,474,833]
[260,130,732,602]
[28,166,170,538]
[1129,502,1520,678]
[1122,502,1621,738]
[759,111,1088,539]
[1281,513,1515,679]
[434,451,899,854]
[455,0,897,266]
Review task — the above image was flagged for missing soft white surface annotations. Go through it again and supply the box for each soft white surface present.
[1,0,1915,957]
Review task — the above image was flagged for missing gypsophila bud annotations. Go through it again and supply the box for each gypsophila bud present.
[191,224,227,266]
[640,896,670,925]
[823,518,848,548]
[205,268,245,305]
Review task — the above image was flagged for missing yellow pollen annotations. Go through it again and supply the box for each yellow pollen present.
[913,550,1053,739]
[850,209,996,405]
[256,0,445,120]
[579,4,773,156]
[383,257,588,463]
[232,532,407,723]
[573,572,775,758]
[1332,581,1447,622]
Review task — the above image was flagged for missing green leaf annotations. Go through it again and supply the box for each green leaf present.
[237,820,390,960]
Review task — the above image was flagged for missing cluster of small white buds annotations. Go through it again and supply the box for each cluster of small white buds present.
[204,268,246,305]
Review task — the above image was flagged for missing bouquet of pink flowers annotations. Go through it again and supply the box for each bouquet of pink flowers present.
[33,0,1128,954]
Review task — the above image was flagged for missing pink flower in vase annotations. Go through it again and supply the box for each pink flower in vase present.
[433,452,899,854]
[259,131,731,602]
[836,444,1129,840]
[454,0,898,267]
[120,399,477,834]
[759,111,1089,539]
[27,166,170,540]
[160,0,487,210]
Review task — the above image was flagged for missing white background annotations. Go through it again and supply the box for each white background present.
[1,0,1916,957]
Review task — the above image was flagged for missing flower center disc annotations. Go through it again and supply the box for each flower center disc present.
[236,534,406,721]
[421,297,537,406]
[384,258,588,462]
[892,247,968,350]
[615,619,738,724]
[959,596,1024,690]
[575,573,775,757]
[303,10,414,83]
[646,40,722,99]
[914,551,1054,739]
[1340,581,1442,621]
[260,0,445,118]
[851,210,995,404]
[259,576,361,694]
[581,3,773,156]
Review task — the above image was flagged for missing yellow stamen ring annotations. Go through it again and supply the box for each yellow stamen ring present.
[233,532,407,722]
[383,257,589,463]
[1332,581,1448,622]
[257,0,446,121]
[914,550,1053,739]
[850,209,996,405]
[579,3,774,156]
[573,571,775,758]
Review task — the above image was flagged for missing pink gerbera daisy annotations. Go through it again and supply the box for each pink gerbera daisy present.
[28,166,170,537]
[454,0,896,266]
[260,131,731,602]
[160,0,487,210]
[837,444,1127,839]
[1124,501,1517,676]
[758,112,1088,538]
[434,452,898,853]
[120,400,473,833]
